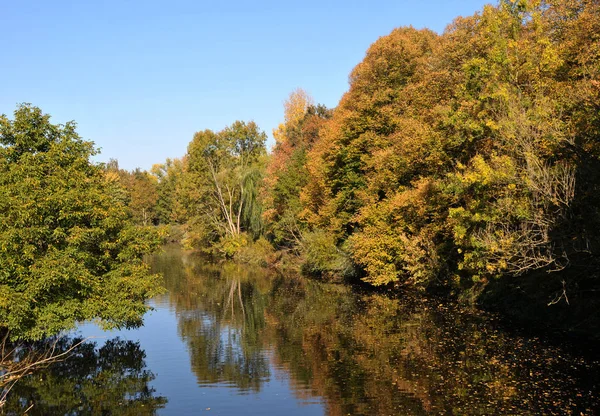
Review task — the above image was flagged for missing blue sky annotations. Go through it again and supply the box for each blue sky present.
[1,0,492,171]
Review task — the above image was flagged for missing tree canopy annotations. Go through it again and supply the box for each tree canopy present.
[176,121,267,254]
[294,0,600,291]
[32,0,599,332]
[0,105,163,340]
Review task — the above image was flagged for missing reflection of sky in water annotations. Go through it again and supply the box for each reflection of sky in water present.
[75,296,325,415]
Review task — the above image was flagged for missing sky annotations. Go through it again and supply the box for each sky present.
[1,0,492,171]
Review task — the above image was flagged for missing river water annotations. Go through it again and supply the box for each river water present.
[6,246,600,415]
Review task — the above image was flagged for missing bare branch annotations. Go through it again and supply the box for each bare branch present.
[1,335,92,407]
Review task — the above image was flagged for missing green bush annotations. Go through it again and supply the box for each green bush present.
[300,230,354,280]
[234,237,275,266]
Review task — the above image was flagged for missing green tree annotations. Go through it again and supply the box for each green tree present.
[0,104,163,340]
[181,121,267,253]
[125,169,159,226]
[150,158,185,224]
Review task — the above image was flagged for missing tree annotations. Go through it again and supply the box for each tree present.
[180,121,267,252]
[264,89,332,249]
[0,104,163,341]
[150,158,185,224]
[125,169,159,226]
[300,27,444,284]
[295,0,600,292]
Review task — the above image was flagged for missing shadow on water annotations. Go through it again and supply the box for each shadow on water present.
[3,337,167,415]
[151,245,600,416]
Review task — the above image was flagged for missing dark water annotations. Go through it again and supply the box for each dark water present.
[6,246,600,415]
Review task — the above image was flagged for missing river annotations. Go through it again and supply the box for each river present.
[5,245,599,415]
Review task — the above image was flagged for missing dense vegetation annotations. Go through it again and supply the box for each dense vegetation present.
[2,0,599,342]
[2,0,598,411]
[114,0,600,326]
[0,105,164,341]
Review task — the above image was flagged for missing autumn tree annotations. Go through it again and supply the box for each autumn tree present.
[126,169,159,226]
[297,0,600,293]
[103,161,160,226]
[441,0,598,283]
[301,27,444,284]
[264,89,332,250]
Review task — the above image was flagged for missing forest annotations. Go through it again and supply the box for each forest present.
[2,1,600,412]
[94,0,600,334]
[1,0,600,345]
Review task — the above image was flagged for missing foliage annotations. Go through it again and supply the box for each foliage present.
[300,230,354,280]
[263,90,332,250]
[125,169,159,226]
[104,161,161,226]
[130,170,159,226]
[150,158,185,225]
[177,121,267,252]
[0,105,164,340]
[144,0,600,307]
[233,236,275,266]
[292,0,600,296]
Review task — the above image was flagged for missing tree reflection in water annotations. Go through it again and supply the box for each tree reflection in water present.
[3,337,166,415]
[152,246,599,415]
[153,251,270,391]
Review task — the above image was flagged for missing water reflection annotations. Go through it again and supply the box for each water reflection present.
[153,253,271,391]
[4,337,167,415]
[154,246,599,415]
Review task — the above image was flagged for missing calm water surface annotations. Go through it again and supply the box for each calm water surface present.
[7,246,600,415]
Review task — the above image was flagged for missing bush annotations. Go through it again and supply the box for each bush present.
[234,237,275,267]
[213,233,249,258]
[300,230,354,280]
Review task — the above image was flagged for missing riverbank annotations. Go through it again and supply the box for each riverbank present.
[259,247,600,343]
[165,220,600,344]
[476,265,600,343]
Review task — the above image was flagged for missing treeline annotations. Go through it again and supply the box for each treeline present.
[116,0,600,307]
